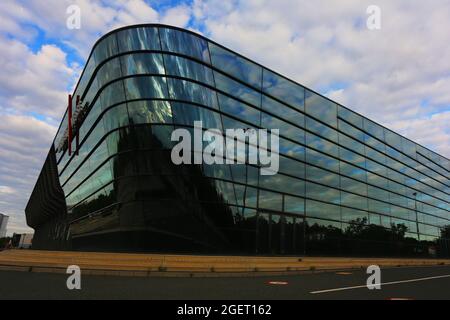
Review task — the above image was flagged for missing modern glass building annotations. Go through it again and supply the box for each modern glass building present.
[25,24,450,257]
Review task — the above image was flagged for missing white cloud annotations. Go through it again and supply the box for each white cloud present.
[193,0,450,158]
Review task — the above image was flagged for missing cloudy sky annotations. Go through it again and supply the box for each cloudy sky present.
[0,0,449,235]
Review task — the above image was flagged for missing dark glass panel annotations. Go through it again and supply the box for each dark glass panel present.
[218,94,260,126]
[124,76,168,100]
[279,138,305,161]
[164,54,214,85]
[209,43,262,88]
[121,53,165,76]
[305,89,337,127]
[337,106,363,128]
[259,190,283,211]
[306,148,339,172]
[96,57,122,88]
[262,112,305,142]
[340,191,368,211]
[306,165,339,189]
[306,133,338,157]
[306,181,340,204]
[306,199,341,221]
[306,116,338,143]
[213,71,261,108]
[278,156,305,179]
[171,102,222,129]
[102,104,129,133]
[94,33,118,64]
[117,27,161,52]
[262,95,304,127]
[284,195,305,215]
[259,174,304,197]
[262,69,304,111]
[128,100,172,125]
[341,207,368,223]
[159,28,210,63]
[340,176,367,196]
[168,78,219,109]
[100,80,126,111]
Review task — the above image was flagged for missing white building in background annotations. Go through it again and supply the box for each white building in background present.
[0,213,9,238]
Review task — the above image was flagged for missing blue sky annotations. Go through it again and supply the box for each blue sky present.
[0,0,449,235]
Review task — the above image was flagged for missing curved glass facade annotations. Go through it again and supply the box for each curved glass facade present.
[26,25,450,257]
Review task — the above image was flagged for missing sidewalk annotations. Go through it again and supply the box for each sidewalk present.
[1,249,449,277]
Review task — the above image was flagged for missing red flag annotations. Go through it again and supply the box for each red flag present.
[68,94,72,156]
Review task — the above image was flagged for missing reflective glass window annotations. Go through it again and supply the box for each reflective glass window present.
[341,191,368,211]
[305,89,337,127]
[262,95,304,127]
[340,176,367,196]
[213,71,261,108]
[103,104,129,132]
[171,102,222,129]
[278,156,305,179]
[168,78,219,109]
[100,81,126,111]
[124,76,168,100]
[218,94,260,126]
[128,100,172,125]
[368,199,390,215]
[306,133,338,157]
[337,106,363,128]
[121,53,165,76]
[306,116,338,143]
[340,161,366,182]
[363,118,384,141]
[160,28,210,63]
[306,181,340,204]
[306,199,340,221]
[259,190,283,211]
[96,57,122,88]
[164,54,214,85]
[117,27,161,52]
[209,43,262,88]
[341,207,368,223]
[262,112,305,142]
[306,165,339,188]
[260,174,304,197]
[279,138,305,161]
[306,148,339,172]
[94,33,118,64]
[284,196,305,215]
[262,69,304,111]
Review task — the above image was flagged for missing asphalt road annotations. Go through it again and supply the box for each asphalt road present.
[1,265,450,300]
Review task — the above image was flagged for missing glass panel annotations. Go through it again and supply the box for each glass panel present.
[262,95,304,127]
[164,54,214,85]
[94,33,118,64]
[306,181,340,204]
[306,116,338,143]
[218,94,260,126]
[284,196,305,215]
[213,71,261,108]
[99,81,126,111]
[338,106,363,128]
[306,148,339,172]
[171,102,222,129]
[306,165,339,188]
[262,113,304,142]
[262,69,305,111]
[306,199,340,221]
[121,53,165,76]
[124,76,168,100]
[340,176,367,196]
[306,133,338,157]
[305,89,337,127]
[96,57,122,88]
[117,27,161,52]
[128,100,172,125]
[259,174,304,197]
[363,118,384,141]
[340,191,368,211]
[168,78,219,109]
[278,156,305,179]
[341,207,368,223]
[159,28,210,63]
[259,190,282,211]
[102,104,129,132]
[209,43,262,88]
